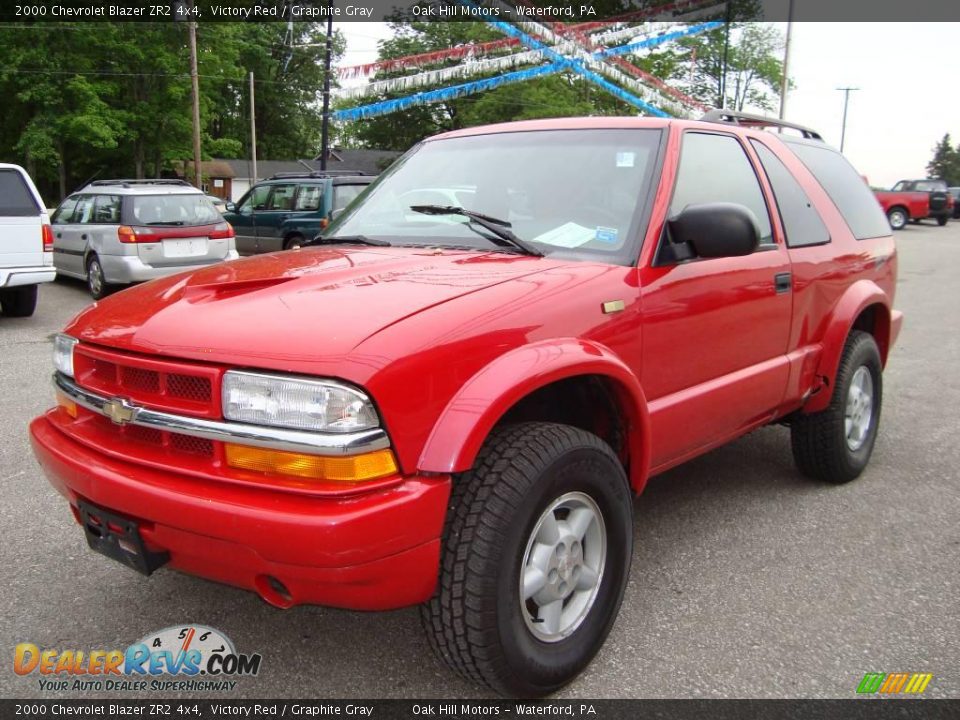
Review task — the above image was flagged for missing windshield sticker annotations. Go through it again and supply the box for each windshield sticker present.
[595,227,619,244]
[533,222,596,248]
[616,152,635,168]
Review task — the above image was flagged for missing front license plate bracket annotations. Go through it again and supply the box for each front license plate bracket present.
[77,499,169,576]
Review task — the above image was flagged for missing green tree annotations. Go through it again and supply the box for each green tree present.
[926,133,960,185]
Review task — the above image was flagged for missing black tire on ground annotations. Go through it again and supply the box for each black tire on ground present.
[0,284,39,317]
[937,216,948,227]
[86,255,112,300]
[886,207,908,231]
[421,422,634,697]
[283,234,305,250]
[791,330,883,484]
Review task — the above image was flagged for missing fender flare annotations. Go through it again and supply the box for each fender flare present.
[805,279,891,414]
[417,338,652,492]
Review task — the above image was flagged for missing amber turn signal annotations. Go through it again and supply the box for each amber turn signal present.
[56,393,77,418]
[224,445,398,483]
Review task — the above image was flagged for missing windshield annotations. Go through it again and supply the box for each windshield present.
[129,194,221,226]
[331,129,663,264]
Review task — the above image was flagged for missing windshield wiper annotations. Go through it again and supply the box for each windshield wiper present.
[409,205,543,257]
[146,221,185,226]
[306,234,391,247]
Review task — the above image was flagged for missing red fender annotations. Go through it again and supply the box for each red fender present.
[417,338,652,493]
[804,279,892,414]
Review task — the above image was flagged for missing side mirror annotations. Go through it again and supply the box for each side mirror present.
[666,202,760,260]
[225,202,236,213]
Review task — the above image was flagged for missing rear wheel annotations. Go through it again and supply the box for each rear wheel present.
[0,284,39,317]
[791,331,883,483]
[886,208,908,231]
[937,216,948,227]
[421,422,633,697]
[283,234,305,250]
[86,255,113,300]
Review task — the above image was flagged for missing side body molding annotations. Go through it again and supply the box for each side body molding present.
[417,338,652,493]
[804,279,893,414]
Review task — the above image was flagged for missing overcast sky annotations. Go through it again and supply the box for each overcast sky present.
[336,22,960,188]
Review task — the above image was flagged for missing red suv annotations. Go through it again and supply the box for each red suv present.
[31,111,902,697]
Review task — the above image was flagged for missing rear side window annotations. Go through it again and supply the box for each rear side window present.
[750,141,830,248]
[295,184,323,211]
[129,194,220,226]
[0,169,40,216]
[93,195,121,224]
[671,132,772,243]
[787,141,889,240]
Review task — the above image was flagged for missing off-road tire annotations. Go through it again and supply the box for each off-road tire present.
[0,284,38,317]
[421,422,633,697]
[791,331,883,483]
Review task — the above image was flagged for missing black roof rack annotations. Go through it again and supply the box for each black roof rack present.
[88,179,194,188]
[268,170,371,180]
[699,110,823,141]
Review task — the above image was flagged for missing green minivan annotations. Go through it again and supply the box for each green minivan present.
[223,172,373,254]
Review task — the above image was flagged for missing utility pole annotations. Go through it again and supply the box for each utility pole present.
[249,72,257,184]
[837,87,859,153]
[719,5,732,109]
[778,0,794,120]
[188,12,202,188]
[320,5,334,171]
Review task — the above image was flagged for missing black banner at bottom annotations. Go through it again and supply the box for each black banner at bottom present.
[3,699,959,720]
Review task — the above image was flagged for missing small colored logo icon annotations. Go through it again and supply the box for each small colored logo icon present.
[857,672,933,694]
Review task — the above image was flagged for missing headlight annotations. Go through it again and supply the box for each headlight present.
[222,371,379,433]
[53,334,78,377]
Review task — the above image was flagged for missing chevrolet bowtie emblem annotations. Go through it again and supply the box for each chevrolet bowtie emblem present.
[103,397,138,426]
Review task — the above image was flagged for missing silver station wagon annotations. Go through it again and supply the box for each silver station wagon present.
[50,179,239,298]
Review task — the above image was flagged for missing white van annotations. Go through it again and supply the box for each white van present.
[0,164,55,317]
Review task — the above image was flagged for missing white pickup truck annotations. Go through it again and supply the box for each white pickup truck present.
[0,163,55,317]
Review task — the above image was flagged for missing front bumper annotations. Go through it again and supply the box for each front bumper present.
[30,413,450,610]
[100,250,240,285]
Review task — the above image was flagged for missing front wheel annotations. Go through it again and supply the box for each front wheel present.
[421,422,633,697]
[791,331,883,483]
[0,284,39,317]
[886,208,908,231]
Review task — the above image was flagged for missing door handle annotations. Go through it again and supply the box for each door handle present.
[774,272,792,294]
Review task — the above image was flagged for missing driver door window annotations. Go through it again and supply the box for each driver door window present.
[670,132,773,245]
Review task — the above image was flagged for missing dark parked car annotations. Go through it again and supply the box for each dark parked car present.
[222,172,373,254]
[950,187,960,219]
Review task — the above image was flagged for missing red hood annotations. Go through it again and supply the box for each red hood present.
[66,247,562,379]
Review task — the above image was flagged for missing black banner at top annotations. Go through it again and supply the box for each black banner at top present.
[0,0,958,23]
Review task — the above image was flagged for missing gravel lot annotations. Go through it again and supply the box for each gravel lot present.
[2,220,958,700]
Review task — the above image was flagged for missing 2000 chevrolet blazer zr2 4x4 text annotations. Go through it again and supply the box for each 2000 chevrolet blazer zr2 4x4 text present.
[30,113,903,697]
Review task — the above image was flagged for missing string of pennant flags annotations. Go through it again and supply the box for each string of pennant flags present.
[331,0,729,123]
